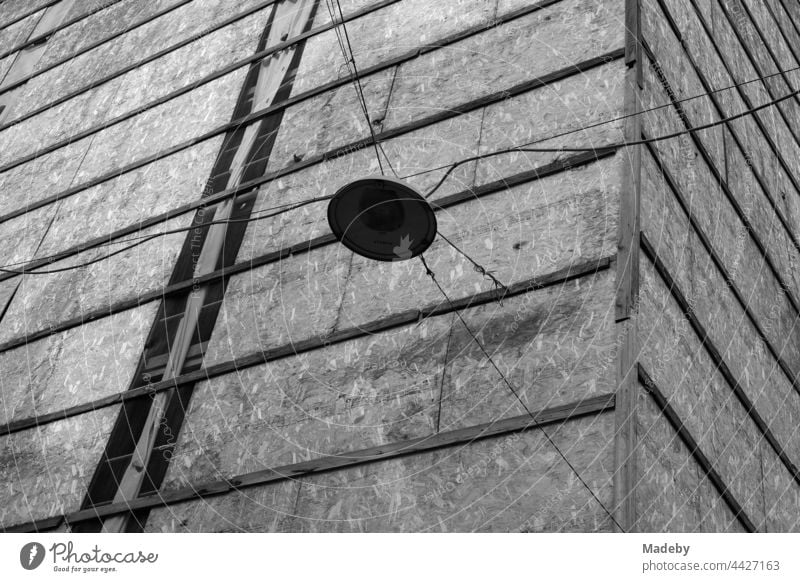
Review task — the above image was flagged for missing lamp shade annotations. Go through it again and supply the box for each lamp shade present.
[327,176,437,261]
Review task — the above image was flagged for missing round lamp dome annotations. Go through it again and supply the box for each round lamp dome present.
[327,175,437,262]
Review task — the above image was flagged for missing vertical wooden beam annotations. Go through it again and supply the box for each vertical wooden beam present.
[613,0,642,532]
[613,318,638,531]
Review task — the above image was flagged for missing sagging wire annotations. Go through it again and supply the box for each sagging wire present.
[422,82,800,200]
[327,0,399,177]
[2,82,799,275]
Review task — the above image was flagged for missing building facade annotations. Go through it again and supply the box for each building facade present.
[0,0,798,532]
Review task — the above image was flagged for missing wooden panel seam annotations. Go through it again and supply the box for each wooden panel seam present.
[776,0,800,43]
[636,363,756,532]
[0,255,615,437]
[640,233,800,488]
[709,0,800,140]
[653,0,800,217]
[764,0,800,80]
[0,149,618,355]
[0,0,60,36]
[641,41,800,279]
[0,0,563,139]
[0,48,625,252]
[0,0,127,63]
[0,0,198,95]
[0,0,401,168]
[644,139,800,393]
[0,9,620,227]
[0,44,624,228]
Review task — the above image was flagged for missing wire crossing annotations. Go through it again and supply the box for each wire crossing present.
[0,82,799,275]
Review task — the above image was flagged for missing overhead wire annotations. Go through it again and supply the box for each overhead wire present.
[1,79,799,275]
[402,61,800,181]
[422,82,800,200]
[327,0,399,177]
[437,231,507,297]
[418,254,625,532]
[3,52,799,530]
[0,196,334,274]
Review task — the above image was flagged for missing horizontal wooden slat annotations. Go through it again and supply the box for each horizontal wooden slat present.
[0,393,614,531]
[0,15,622,230]
[0,253,614,438]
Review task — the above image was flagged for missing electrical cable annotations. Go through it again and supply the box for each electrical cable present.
[328,0,400,177]
[423,83,800,199]
[0,196,333,274]
[419,254,625,532]
[402,62,800,181]
[437,231,507,296]
[1,82,799,275]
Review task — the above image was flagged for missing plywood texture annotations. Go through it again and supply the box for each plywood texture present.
[473,61,627,187]
[0,137,90,217]
[337,155,620,329]
[0,278,18,316]
[202,243,353,366]
[383,0,625,128]
[633,384,746,532]
[311,0,388,28]
[642,0,800,258]
[650,0,800,201]
[163,315,453,489]
[105,7,272,120]
[10,0,267,122]
[0,6,268,168]
[35,136,224,258]
[35,0,183,72]
[0,304,157,425]
[0,8,43,55]
[769,0,800,89]
[0,214,192,343]
[781,0,800,28]
[703,0,800,187]
[761,438,800,531]
[641,70,800,378]
[438,269,616,431]
[71,68,246,188]
[640,154,800,471]
[292,0,497,96]
[0,405,120,525]
[725,129,800,293]
[149,411,616,532]
[63,0,120,23]
[0,0,52,30]
[378,112,484,202]
[266,67,396,174]
[639,0,725,168]
[726,0,800,137]
[0,71,123,168]
[639,258,772,530]
[0,52,15,83]
[0,202,57,269]
[145,479,301,532]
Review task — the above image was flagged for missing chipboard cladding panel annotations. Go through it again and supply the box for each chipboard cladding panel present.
[0,0,797,533]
